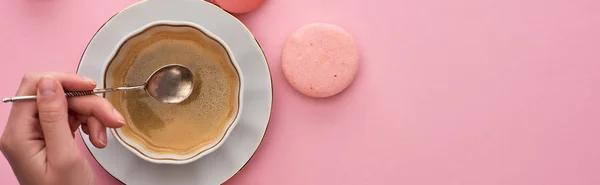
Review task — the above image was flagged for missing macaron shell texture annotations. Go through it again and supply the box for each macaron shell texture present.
[213,0,265,13]
[282,23,359,98]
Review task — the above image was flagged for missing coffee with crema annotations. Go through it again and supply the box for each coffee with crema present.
[105,25,240,156]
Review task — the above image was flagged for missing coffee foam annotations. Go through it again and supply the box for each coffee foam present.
[105,25,240,156]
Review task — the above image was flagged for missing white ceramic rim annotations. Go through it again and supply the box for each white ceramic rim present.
[77,0,272,184]
[106,20,245,164]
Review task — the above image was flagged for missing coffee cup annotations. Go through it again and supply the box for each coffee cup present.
[104,21,243,164]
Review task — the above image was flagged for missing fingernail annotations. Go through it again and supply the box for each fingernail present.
[82,76,96,86]
[39,75,57,97]
[98,130,107,147]
[113,108,126,125]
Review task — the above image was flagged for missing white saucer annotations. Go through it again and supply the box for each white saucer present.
[76,0,272,184]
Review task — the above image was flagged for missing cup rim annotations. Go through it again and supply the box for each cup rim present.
[106,20,245,165]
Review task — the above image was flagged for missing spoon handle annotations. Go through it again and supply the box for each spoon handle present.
[2,86,145,103]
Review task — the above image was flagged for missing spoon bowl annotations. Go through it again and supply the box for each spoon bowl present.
[145,64,194,104]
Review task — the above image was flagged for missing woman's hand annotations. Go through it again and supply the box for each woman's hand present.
[0,73,126,185]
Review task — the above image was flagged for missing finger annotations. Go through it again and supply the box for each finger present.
[68,112,87,133]
[77,115,90,135]
[68,115,82,135]
[16,72,96,96]
[81,123,90,135]
[75,115,89,124]
[87,117,107,148]
[10,72,97,120]
[68,95,125,128]
[36,76,79,163]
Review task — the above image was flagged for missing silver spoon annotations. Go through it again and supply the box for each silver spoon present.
[2,64,194,104]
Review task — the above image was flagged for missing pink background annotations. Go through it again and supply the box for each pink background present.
[1,0,599,184]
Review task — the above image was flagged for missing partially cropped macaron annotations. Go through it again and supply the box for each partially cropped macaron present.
[212,0,265,14]
[281,23,359,98]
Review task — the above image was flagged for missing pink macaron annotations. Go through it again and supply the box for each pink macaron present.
[281,23,359,98]
[212,0,265,14]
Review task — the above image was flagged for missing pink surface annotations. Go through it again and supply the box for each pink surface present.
[1,0,600,185]
[282,23,359,98]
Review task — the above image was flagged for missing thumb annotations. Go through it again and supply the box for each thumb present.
[36,76,79,164]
